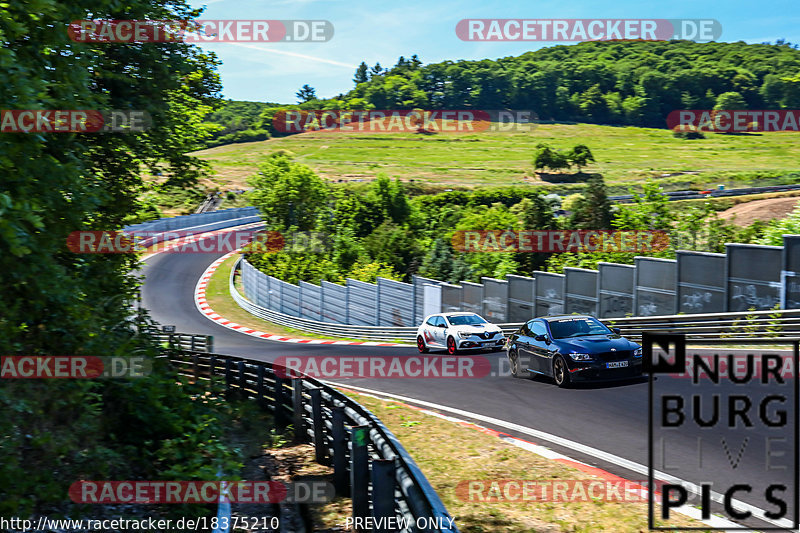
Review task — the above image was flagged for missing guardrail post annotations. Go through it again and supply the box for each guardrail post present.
[350,425,370,530]
[207,335,213,353]
[190,336,196,352]
[256,365,266,407]
[371,458,397,533]
[331,406,349,497]
[224,358,232,389]
[292,378,305,444]
[237,360,246,390]
[274,374,286,429]
[192,354,199,381]
[209,355,217,377]
[309,388,329,465]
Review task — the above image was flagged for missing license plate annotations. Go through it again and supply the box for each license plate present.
[606,361,628,369]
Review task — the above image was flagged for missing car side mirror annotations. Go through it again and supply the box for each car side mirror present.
[612,327,621,334]
[534,334,547,342]
[439,323,447,328]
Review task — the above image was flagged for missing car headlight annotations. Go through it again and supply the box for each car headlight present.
[458,332,472,338]
[633,348,642,357]
[569,353,592,361]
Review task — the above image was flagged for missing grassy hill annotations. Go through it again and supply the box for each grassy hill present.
[192,122,800,193]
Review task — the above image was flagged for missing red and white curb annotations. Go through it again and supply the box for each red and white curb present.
[193,251,407,347]
[334,384,749,530]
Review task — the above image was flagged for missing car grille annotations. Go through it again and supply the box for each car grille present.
[595,350,630,362]
[476,332,496,339]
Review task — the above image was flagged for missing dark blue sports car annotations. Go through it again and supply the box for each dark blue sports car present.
[506,315,642,387]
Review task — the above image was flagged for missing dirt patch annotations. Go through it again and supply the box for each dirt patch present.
[719,196,800,226]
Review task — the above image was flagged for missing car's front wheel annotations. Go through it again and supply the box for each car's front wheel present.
[416,336,429,353]
[553,354,571,388]
[446,336,458,355]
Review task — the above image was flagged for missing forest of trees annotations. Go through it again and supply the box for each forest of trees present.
[1,0,247,517]
[200,100,278,148]
[238,40,800,137]
[244,154,777,285]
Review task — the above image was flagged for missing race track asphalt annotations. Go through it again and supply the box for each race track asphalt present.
[140,246,797,529]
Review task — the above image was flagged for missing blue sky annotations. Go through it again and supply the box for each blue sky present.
[189,0,800,104]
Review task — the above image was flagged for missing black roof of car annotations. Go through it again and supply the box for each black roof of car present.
[541,315,594,321]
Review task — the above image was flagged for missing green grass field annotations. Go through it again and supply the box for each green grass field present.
[192,122,800,192]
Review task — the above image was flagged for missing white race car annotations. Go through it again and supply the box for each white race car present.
[416,312,505,354]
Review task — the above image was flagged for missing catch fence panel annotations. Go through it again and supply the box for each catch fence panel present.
[440,283,463,314]
[266,276,283,311]
[481,277,508,322]
[460,282,484,316]
[534,271,565,316]
[507,275,535,323]
[726,244,782,311]
[347,279,379,326]
[277,279,300,317]
[299,281,322,321]
[377,278,414,326]
[240,259,259,303]
[676,251,726,314]
[598,263,634,318]
[783,236,800,309]
[564,268,598,316]
[634,257,676,316]
[413,276,442,325]
[321,281,348,324]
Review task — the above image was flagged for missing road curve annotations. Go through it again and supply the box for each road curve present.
[139,246,796,529]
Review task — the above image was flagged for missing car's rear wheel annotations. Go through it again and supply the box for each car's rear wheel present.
[416,336,429,353]
[447,336,458,355]
[553,355,571,388]
[509,350,524,378]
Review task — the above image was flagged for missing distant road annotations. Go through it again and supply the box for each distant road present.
[610,183,800,202]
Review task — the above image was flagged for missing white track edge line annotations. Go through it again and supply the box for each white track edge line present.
[330,382,791,531]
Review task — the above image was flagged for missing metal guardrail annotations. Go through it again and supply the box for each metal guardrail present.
[167,350,458,533]
[603,308,800,342]
[609,183,800,202]
[231,258,800,343]
[154,331,214,352]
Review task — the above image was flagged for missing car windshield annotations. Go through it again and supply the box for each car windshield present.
[446,314,487,326]
[548,317,612,339]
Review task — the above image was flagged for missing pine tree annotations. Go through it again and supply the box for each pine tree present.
[296,84,317,103]
[353,62,369,84]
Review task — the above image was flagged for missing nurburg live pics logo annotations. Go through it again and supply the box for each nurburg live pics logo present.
[644,333,799,530]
